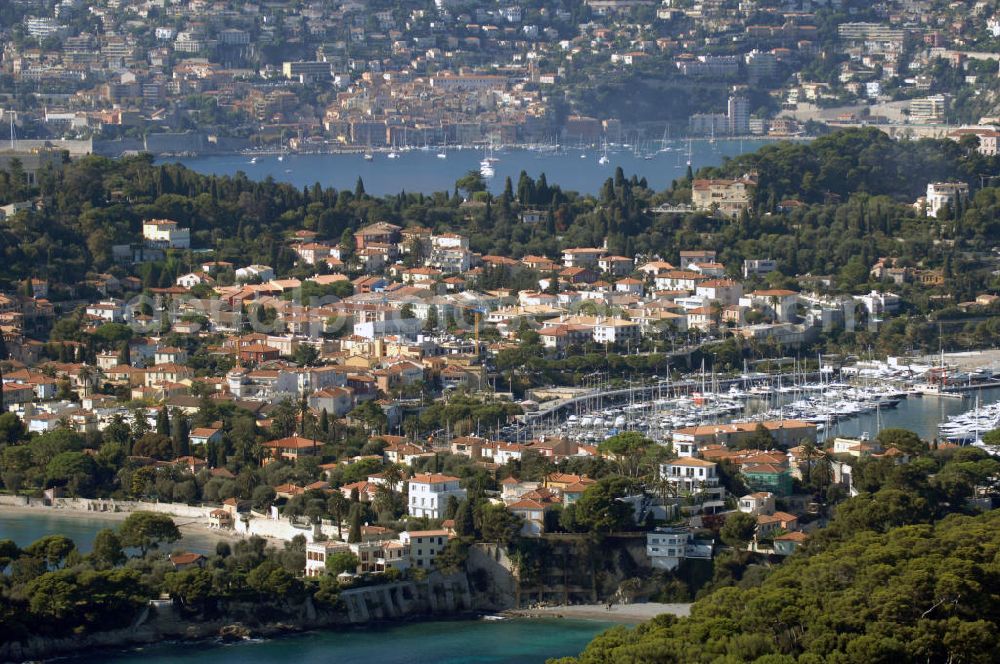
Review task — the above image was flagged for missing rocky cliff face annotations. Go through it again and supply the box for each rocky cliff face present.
[1,538,653,662]
[339,574,475,622]
[0,572,478,663]
[467,536,651,608]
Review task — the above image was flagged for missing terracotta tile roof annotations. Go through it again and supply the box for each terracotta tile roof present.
[263,436,320,449]
[169,552,205,565]
[409,472,460,484]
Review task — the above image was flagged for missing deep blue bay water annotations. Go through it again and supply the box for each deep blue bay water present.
[163,140,774,197]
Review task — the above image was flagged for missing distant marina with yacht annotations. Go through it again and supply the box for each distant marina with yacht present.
[164,138,776,197]
[509,351,1000,453]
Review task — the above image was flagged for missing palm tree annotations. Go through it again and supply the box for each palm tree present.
[372,485,396,522]
[78,365,97,397]
[651,474,679,505]
[799,440,818,487]
[381,463,404,493]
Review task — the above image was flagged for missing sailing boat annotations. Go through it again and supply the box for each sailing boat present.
[483,136,499,164]
[480,140,496,177]
[659,124,672,153]
[686,139,693,168]
[437,135,448,159]
[598,138,610,165]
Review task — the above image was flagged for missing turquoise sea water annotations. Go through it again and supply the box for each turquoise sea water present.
[0,508,224,555]
[163,140,774,197]
[0,512,614,662]
[64,618,616,664]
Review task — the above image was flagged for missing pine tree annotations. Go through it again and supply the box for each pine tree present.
[424,305,439,332]
[545,269,560,295]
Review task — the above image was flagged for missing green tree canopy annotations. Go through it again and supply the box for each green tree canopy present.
[876,428,929,456]
[117,512,181,555]
[325,551,359,576]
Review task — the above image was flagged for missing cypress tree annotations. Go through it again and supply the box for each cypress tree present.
[444,495,459,520]
[171,409,189,458]
[156,407,170,436]
[348,506,362,543]
[455,500,475,537]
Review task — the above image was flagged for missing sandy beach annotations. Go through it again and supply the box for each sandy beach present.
[506,602,692,624]
[0,502,242,543]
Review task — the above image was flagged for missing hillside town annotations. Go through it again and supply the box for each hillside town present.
[3,3,1000,662]
[5,0,1000,155]
[0,184,995,583]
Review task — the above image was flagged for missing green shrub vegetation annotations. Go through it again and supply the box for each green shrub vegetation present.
[555,447,1000,664]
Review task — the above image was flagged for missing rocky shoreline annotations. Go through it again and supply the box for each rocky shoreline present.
[0,574,483,663]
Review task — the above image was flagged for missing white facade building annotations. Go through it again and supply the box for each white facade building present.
[925,182,969,218]
[304,540,353,577]
[646,527,713,570]
[142,219,190,249]
[660,458,723,498]
[235,265,275,282]
[407,473,467,519]
[400,529,453,568]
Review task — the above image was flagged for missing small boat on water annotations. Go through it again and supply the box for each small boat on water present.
[598,139,610,165]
